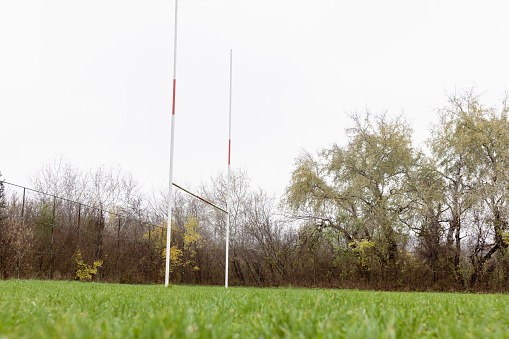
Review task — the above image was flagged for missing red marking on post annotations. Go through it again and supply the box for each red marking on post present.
[172,79,176,115]
[228,140,231,165]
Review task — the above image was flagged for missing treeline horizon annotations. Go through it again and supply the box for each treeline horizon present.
[1,89,509,292]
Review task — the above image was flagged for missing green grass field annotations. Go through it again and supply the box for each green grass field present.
[0,280,508,338]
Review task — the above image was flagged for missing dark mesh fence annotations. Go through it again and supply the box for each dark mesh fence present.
[0,182,168,283]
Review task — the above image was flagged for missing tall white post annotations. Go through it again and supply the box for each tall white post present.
[165,0,179,288]
[225,49,232,288]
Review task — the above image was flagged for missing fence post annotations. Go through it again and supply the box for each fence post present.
[21,187,26,219]
[313,251,317,287]
[134,220,138,273]
[116,217,121,283]
[49,195,56,279]
[76,203,81,250]
[496,258,499,291]
[148,224,152,282]
[17,250,21,279]
[96,210,103,283]
[21,188,26,278]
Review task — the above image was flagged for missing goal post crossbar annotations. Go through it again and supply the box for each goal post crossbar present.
[172,182,227,214]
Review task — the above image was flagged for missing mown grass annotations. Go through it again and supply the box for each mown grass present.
[0,280,508,338]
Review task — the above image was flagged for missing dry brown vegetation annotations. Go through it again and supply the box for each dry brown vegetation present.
[2,91,509,292]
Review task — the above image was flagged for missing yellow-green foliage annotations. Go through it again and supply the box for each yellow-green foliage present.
[165,246,183,270]
[503,232,509,246]
[143,216,202,281]
[143,221,183,274]
[73,251,103,281]
[163,216,202,268]
[183,216,202,255]
[349,239,375,269]
[349,238,375,253]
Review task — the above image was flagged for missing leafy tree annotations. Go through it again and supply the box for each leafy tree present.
[182,215,202,271]
[429,91,480,285]
[143,221,179,281]
[405,157,450,283]
[433,91,509,284]
[143,216,202,283]
[285,111,417,281]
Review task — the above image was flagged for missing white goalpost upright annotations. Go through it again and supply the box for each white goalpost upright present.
[164,1,233,288]
[225,49,233,289]
[165,0,179,288]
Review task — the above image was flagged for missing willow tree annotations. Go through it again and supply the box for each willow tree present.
[431,90,509,285]
[404,156,449,283]
[432,91,509,282]
[285,112,417,279]
[428,94,477,285]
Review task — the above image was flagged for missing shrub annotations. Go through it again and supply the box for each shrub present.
[73,250,103,281]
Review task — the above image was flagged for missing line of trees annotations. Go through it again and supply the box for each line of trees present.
[285,90,509,291]
[0,164,300,286]
[1,90,509,291]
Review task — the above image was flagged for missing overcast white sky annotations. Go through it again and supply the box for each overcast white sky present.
[1,0,508,199]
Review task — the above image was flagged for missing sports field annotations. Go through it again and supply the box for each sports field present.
[0,280,508,338]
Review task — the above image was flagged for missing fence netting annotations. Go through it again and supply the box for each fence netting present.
[0,182,183,283]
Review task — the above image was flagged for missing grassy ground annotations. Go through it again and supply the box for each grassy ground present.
[0,280,508,338]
